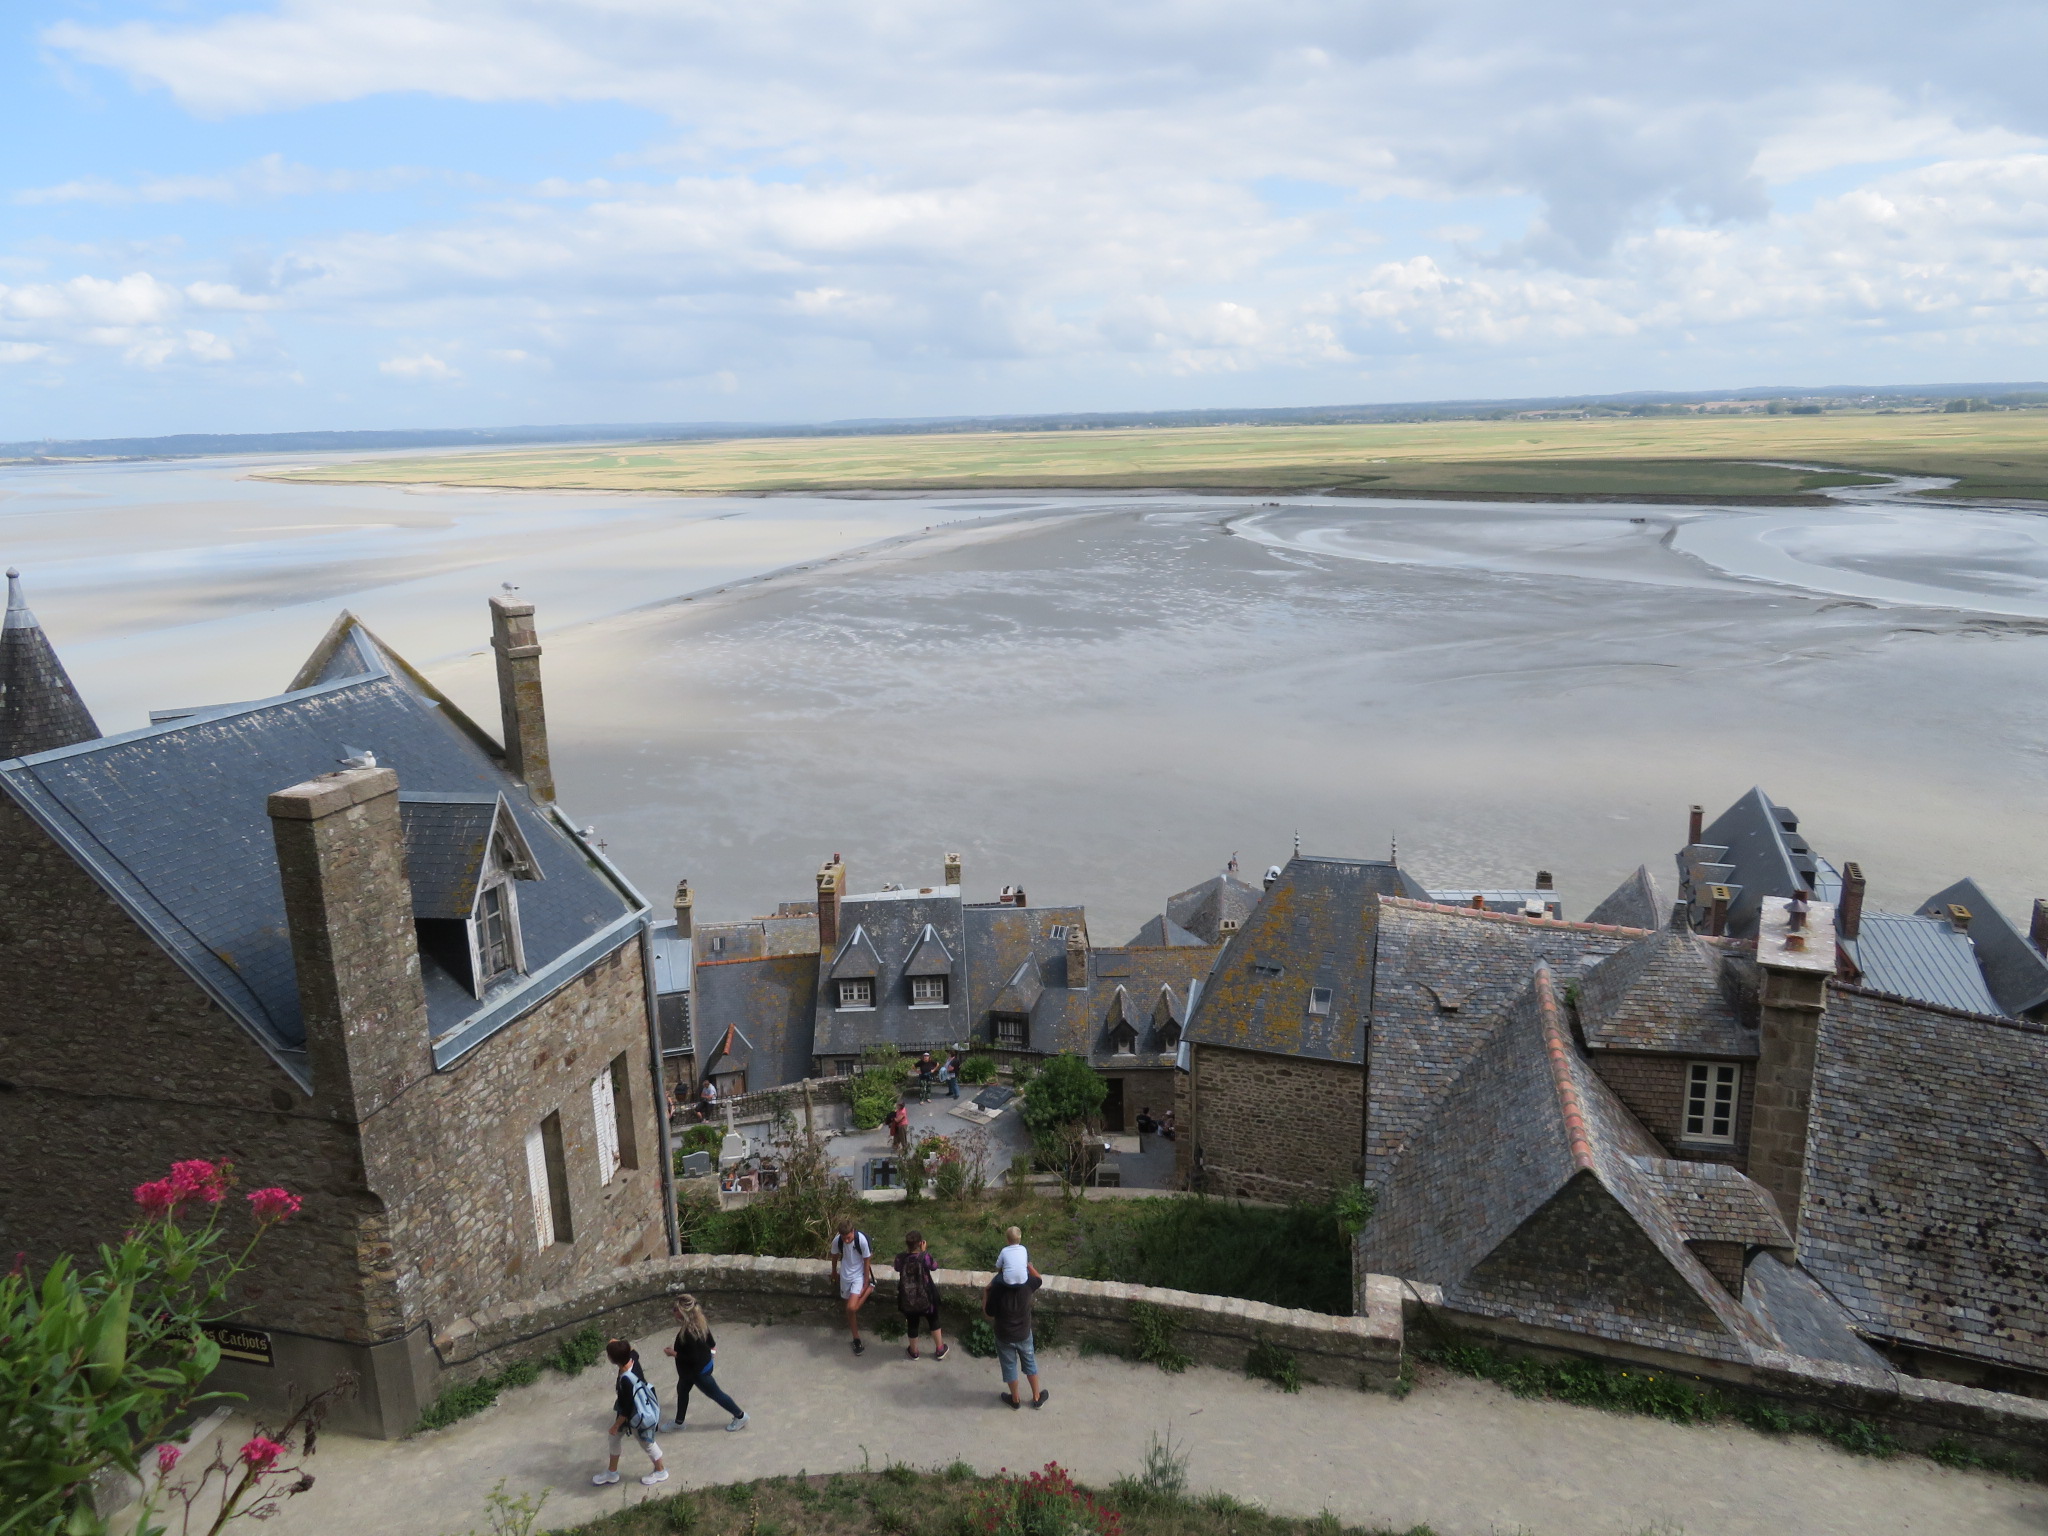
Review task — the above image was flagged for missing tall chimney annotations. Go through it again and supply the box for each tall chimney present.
[1534,870,1553,891]
[673,877,693,940]
[1837,862,1865,941]
[268,765,432,1121]
[2031,898,2048,956]
[1706,884,1731,937]
[816,855,843,952]
[1687,804,1704,846]
[489,597,553,802]
[1013,887,1028,908]
[1750,895,1835,1234]
[1066,922,1089,989]
[943,852,962,887]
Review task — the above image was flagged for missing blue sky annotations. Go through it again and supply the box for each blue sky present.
[7,0,2048,438]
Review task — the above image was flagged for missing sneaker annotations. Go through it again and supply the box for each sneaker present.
[934,1345,950,1361]
[591,1471,621,1486]
[1002,1392,1020,1409]
[852,1338,865,1356]
[906,1346,919,1360]
[1033,1390,1050,1409]
[726,1414,749,1432]
[640,1470,670,1486]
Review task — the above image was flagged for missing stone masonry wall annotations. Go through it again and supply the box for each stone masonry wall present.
[1188,1043,1362,1202]
[1588,1053,1752,1171]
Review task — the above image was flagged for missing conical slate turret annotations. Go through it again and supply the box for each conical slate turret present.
[1,568,100,760]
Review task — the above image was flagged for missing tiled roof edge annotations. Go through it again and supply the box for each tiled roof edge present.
[1827,980,2045,1034]
[1382,897,1653,937]
[1533,965,1595,1172]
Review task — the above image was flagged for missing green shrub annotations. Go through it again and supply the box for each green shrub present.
[965,1318,999,1358]
[959,1053,999,1085]
[1129,1303,1190,1373]
[415,1377,503,1433]
[545,1325,607,1375]
[850,1048,912,1130]
[657,1493,698,1532]
[1246,1340,1303,1393]
[1019,1053,1107,1135]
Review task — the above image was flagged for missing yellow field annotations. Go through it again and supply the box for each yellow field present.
[261,409,2048,501]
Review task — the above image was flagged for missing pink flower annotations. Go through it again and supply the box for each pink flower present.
[168,1161,230,1205]
[134,1179,179,1217]
[246,1188,302,1225]
[239,1437,286,1473]
[156,1445,182,1477]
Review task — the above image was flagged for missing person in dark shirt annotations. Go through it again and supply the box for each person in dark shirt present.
[594,1338,667,1486]
[662,1295,749,1431]
[983,1270,1048,1409]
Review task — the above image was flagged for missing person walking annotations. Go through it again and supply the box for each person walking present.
[661,1295,749,1432]
[888,1101,912,1159]
[940,1050,962,1099]
[892,1230,949,1360]
[984,1265,1048,1410]
[915,1052,936,1102]
[593,1338,669,1486]
[830,1216,875,1355]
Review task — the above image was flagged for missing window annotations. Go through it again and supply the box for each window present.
[1307,987,1333,1017]
[837,978,874,1009]
[526,1112,573,1248]
[1049,925,1068,940]
[591,1054,639,1184]
[710,934,726,955]
[1109,1023,1138,1055]
[478,881,517,981]
[992,1013,1027,1050]
[1220,919,1239,933]
[1252,962,1284,978]
[910,975,949,1006]
[1684,1062,1739,1143]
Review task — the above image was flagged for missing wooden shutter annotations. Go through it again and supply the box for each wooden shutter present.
[524,1127,552,1250]
[592,1071,620,1185]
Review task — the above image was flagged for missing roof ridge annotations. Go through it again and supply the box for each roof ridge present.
[1532,964,1595,1172]
[1828,979,2043,1033]
[1384,896,1653,937]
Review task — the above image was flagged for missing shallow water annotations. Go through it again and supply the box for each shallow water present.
[4,457,2045,940]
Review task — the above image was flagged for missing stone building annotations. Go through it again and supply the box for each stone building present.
[0,591,673,1436]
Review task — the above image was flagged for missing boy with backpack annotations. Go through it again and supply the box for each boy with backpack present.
[593,1338,668,1486]
[830,1216,875,1355]
[892,1230,949,1360]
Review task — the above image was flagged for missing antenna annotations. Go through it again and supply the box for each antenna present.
[1390,834,1399,867]
[1292,829,1301,858]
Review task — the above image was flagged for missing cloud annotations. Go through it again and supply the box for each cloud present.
[14,154,425,206]
[379,352,462,380]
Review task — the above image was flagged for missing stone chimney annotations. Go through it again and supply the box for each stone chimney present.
[673,877,693,940]
[943,852,962,887]
[1836,862,1865,941]
[2031,899,2048,956]
[1066,922,1090,989]
[0,568,100,760]
[1534,870,1553,891]
[1750,894,1835,1232]
[489,596,553,802]
[268,765,432,1121]
[1944,903,1973,933]
[1687,804,1704,846]
[816,854,844,952]
[1705,884,1731,937]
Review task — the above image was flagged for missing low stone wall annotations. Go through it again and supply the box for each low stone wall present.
[1404,1291,2048,1477]
[432,1256,1403,1395]
[672,1076,855,1138]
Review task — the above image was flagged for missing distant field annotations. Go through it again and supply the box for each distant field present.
[260,409,2048,501]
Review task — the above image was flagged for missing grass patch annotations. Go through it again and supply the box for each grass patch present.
[1246,1340,1304,1394]
[1129,1302,1192,1373]
[541,1466,1437,1536]
[413,1324,611,1433]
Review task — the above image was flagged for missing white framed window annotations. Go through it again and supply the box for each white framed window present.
[837,978,874,1009]
[526,1113,573,1248]
[592,1070,621,1185]
[474,879,521,987]
[1110,1024,1138,1055]
[524,1127,552,1251]
[1220,919,1240,933]
[1049,925,1068,940]
[1684,1062,1739,1144]
[1308,987,1334,1017]
[910,975,948,1006]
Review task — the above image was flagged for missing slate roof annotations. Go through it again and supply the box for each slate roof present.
[1685,788,1842,938]
[1740,1252,1894,1371]
[903,925,955,977]
[1841,911,2001,1017]
[1923,876,2048,1019]
[1364,898,1642,1184]
[1631,1156,1789,1248]
[1165,871,1265,944]
[813,889,969,1055]
[1126,913,1206,948]
[828,927,883,980]
[1364,964,1787,1363]
[0,570,99,761]
[1574,918,1755,1057]
[1800,984,2048,1375]
[1187,856,1427,1064]
[692,952,818,1090]
[1072,945,1212,1059]
[962,902,1086,1053]
[1585,865,1665,930]
[695,913,818,964]
[0,613,645,1078]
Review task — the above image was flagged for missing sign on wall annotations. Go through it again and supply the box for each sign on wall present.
[200,1323,274,1367]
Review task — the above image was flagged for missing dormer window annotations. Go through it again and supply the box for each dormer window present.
[1109,1022,1138,1055]
[1220,919,1239,933]
[400,792,542,1000]
[910,975,949,1007]
[837,978,875,1010]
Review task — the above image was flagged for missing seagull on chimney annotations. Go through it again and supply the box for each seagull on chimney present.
[339,745,378,769]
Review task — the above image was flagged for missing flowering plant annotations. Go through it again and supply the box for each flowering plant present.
[969,1462,1123,1536]
[0,1159,305,1536]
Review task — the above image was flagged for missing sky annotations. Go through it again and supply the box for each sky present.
[7,0,2048,439]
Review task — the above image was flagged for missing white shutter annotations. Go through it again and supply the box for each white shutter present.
[524,1127,552,1250]
[592,1071,620,1185]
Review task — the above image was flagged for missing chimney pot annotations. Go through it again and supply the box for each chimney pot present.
[1688,804,1704,846]
[1534,870,1554,891]
[1788,891,1809,932]
[1013,887,1027,908]
[1470,894,1486,910]
[943,852,962,887]
[673,877,693,940]
[1947,903,1973,932]
[1837,862,1865,941]
[1707,884,1731,937]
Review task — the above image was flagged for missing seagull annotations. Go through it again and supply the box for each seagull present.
[500,581,520,593]
[339,746,378,769]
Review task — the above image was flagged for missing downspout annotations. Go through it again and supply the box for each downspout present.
[639,924,679,1256]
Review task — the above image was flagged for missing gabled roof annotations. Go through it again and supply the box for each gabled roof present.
[1584,865,1665,930]
[903,924,956,977]
[1924,876,2048,1018]
[1126,913,1205,948]
[399,792,539,921]
[1574,916,1755,1057]
[1686,788,1841,938]
[1632,1156,1789,1248]
[814,888,969,1054]
[0,569,99,761]
[1842,910,2001,1017]
[0,612,644,1080]
[692,951,819,1089]
[1800,985,2048,1375]
[961,901,1084,1046]
[990,958,1044,1016]
[1165,870,1264,944]
[1186,856,1426,1063]
[828,925,882,979]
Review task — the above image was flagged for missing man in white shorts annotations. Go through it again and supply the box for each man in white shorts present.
[830,1215,874,1355]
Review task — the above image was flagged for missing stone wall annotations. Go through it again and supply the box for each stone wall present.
[1586,1053,1753,1171]
[434,1254,1404,1393]
[1185,1043,1362,1202]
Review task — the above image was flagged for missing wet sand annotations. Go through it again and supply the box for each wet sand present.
[5,457,2046,941]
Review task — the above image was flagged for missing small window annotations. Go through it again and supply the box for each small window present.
[710,934,726,955]
[526,1112,573,1249]
[837,978,874,1009]
[910,975,948,1006]
[1684,1062,1739,1144]
[1220,919,1239,932]
[1109,1023,1138,1055]
[992,1013,1027,1050]
[476,880,520,984]
[1251,962,1284,978]
[591,1053,638,1185]
[1049,925,1068,940]
[1308,987,1333,1017]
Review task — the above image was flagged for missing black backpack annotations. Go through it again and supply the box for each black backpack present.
[897,1254,936,1315]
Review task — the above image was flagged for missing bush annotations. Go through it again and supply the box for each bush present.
[965,1318,999,1358]
[959,1053,999,1085]
[1019,1053,1107,1135]
[969,1462,1121,1536]
[850,1048,912,1130]
[545,1325,607,1375]
[1246,1340,1303,1393]
[1128,1303,1190,1373]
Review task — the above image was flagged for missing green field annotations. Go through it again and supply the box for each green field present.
[260,409,2048,501]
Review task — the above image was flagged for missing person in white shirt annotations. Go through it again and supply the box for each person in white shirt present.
[829,1216,874,1356]
[995,1225,1037,1286]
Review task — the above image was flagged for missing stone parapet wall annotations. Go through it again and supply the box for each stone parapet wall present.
[1404,1291,2048,1477]
[677,1076,854,1134]
[434,1255,1403,1392]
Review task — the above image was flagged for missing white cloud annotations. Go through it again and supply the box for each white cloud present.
[0,342,52,364]
[14,154,425,206]
[380,352,462,380]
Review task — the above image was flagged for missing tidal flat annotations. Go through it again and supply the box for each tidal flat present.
[5,454,2046,940]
